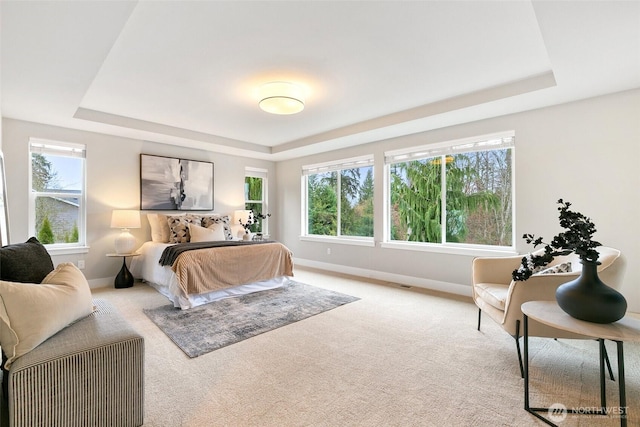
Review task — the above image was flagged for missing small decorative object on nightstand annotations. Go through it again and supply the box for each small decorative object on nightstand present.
[106,253,140,288]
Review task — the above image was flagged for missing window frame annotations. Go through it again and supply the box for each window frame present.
[244,167,268,234]
[29,139,88,255]
[301,155,375,247]
[383,131,516,256]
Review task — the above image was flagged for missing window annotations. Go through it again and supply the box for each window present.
[302,156,374,240]
[244,168,268,233]
[30,139,87,251]
[385,132,514,249]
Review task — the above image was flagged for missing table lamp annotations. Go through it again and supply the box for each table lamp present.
[111,210,141,254]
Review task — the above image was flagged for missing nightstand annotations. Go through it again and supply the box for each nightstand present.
[106,253,140,289]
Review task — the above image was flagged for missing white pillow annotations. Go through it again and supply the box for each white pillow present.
[0,262,94,369]
[147,213,171,243]
[188,223,226,242]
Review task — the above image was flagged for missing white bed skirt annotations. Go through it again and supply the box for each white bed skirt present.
[131,241,288,309]
[146,275,288,309]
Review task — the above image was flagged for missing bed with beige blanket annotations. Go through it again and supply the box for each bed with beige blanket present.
[130,240,294,309]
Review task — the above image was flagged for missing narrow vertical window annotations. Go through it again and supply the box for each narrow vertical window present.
[244,168,268,234]
[30,139,86,249]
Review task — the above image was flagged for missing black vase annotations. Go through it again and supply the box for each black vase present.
[556,261,627,324]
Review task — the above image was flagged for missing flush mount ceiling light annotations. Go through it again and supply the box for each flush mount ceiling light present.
[258,82,305,115]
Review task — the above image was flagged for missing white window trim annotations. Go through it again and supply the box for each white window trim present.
[29,138,87,250]
[245,167,268,234]
[300,235,376,247]
[301,155,375,241]
[384,131,516,251]
[380,241,516,257]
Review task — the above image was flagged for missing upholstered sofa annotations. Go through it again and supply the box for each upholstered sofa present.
[0,238,144,427]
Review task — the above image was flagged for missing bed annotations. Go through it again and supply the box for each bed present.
[129,213,294,309]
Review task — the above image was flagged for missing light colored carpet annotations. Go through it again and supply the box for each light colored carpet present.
[92,267,640,427]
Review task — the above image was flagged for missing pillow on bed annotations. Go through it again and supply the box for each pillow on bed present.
[0,237,55,283]
[201,215,233,240]
[167,215,199,243]
[167,215,187,243]
[0,262,94,369]
[147,213,171,243]
[189,223,226,242]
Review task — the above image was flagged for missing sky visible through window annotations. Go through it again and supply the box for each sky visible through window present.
[47,155,82,191]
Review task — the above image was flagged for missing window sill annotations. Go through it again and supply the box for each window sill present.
[380,241,516,257]
[299,235,375,247]
[45,245,90,256]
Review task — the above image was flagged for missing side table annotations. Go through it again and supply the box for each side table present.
[522,300,640,427]
[106,253,140,289]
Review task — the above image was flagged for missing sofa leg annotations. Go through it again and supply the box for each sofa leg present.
[515,319,524,378]
[477,308,482,331]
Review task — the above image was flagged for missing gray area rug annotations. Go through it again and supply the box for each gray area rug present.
[143,280,359,357]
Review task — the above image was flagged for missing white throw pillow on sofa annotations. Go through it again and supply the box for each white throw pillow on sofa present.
[0,262,94,369]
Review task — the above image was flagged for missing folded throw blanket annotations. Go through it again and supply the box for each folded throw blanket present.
[159,240,274,266]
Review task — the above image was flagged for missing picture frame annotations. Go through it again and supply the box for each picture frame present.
[140,154,214,211]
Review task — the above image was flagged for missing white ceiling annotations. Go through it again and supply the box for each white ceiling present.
[2,1,639,161]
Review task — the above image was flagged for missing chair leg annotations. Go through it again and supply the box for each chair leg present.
[515,319,524,378]
[477,308,482,331]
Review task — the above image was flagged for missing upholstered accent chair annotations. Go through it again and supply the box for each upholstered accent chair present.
[472,246,623,377]
[1,299,144,427]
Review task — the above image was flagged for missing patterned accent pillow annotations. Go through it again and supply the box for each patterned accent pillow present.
[535,262,573,275]
[524,253,547,275]
[167,215,201,243]
[201,215,232,240]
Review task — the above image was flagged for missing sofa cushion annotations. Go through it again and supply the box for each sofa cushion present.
[0,262,94,369]
[0,237,54,283]
[474,282,509,311]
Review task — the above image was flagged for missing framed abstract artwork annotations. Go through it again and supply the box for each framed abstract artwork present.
[140,154,214,211]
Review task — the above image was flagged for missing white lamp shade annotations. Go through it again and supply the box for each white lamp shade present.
[259,82,305,115]
[111,210,141,229]
[234,210,251,226]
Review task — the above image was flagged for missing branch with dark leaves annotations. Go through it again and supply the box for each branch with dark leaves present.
[512,199,601,281]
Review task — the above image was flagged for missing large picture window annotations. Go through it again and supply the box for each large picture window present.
[30,139,86,251]
[303,156,374,240]
[385,133,514,249]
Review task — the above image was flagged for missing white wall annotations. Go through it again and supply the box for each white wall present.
[2,89,638,313]
[276,89,640,312]
[1,118,277,285]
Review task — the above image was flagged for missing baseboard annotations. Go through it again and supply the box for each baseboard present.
[293,257,472,298]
